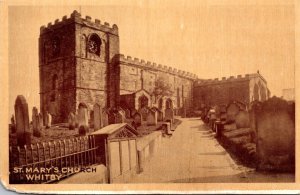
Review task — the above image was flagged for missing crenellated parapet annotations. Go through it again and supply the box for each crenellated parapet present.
[194,73,262,86]
[118,54,198,80]
[40,10,119,35]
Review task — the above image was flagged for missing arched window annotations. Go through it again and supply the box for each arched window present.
[87,34,101,56]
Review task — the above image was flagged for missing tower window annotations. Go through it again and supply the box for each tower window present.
[87,34,101,56]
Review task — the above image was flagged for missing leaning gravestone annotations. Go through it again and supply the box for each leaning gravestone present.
[115,110,125,123]
[147,109,158,126]
[164,108,174,123]
[133,112,142,127]
[124,109,131,119]
[77,103,89,135]
[68,112,76,130]
[93,103,102,130]
[14,95,31,146]
[130,108,137,117]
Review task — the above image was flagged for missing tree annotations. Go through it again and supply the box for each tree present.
[153,76,174,101]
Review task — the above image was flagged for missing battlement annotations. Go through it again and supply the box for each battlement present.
[118,54,198,80]
[40,10,119,35]
[194,73,263,86]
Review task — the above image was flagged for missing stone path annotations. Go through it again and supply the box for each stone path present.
[130,117,294,183]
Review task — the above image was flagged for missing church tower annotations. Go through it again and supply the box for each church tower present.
[39,10,120,123]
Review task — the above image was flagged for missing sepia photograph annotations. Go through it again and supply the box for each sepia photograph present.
[1,0,299,193]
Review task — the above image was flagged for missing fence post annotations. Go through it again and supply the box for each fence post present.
[48,142,52,167]
[24,145,28,165]
[42,142,46,168]
[63,139,67,167]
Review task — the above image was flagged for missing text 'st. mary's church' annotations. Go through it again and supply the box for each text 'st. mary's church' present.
[39,10,269,123]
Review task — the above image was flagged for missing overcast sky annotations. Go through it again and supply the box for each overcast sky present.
[8,0,295,116]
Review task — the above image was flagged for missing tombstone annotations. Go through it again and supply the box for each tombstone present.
[14,95,31,146]
[32,107,39,130]
[130,108,137,117]
[102,110,109,127]
[139,107,149,121]
[108,111,116,125]
[151,107,162,122]
[157,109,163,122]
[164,108,174,123]
[226,103,240,123]
[32,107,42,136]
[38,113,44,127]
[124,109,131,119]
[77,103,89,134]
[115,110,125,123]
[93,104,102,130]
[118,107,126,117]
[68,112,76,130]
[147,109,158,126]
[45,112,52,129]
[255,97,295,172]
[10,115,16,134]
[235,111,250,129]
[133,112,142,127]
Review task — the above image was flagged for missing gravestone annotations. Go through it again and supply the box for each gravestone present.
[10,114,16,134]
[256,97,295,172]
[164,108,174,123]
[133,112,142,127]
[157,109,163,121]
[32,107,42,137]
[118,108,126,117]
[226,103,240,123]
[108,111,116,124]
[115,110,125,123]
[235,111,250,128]
[130,108,137,117]
[102,110,109,127]
[38,113,43,127]
[93,104,102,130]
[147,109,157,126]
[45,112,52,129]
[139,107,149,121]
[32,107,39,129]
[124,109,131,119]
[151,107,162,121]
[14,95,31,146]
[77,103,89,134]
[68,112,76,130]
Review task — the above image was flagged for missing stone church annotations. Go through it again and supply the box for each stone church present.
[39,10,270,123]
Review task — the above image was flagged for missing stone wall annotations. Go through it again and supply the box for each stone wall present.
[193,73,269,109]
[119,55,196,110]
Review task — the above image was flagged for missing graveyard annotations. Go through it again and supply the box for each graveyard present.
[8,10,295,184]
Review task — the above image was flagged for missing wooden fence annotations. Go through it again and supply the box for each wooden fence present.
[9,135,100,184]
